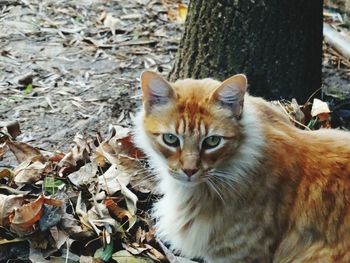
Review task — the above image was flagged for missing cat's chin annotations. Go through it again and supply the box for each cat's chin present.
[169,173,205,187]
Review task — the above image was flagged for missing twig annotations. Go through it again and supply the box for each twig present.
[304,86,322,106]
[324,23,350,60]
[277,101,311,131]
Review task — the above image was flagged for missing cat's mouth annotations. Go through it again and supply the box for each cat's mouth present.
[168,169,206,185]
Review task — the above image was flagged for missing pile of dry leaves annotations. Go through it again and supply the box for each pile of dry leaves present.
[0,121,181,263]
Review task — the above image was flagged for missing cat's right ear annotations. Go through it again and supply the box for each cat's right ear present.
[140,71,175,112]
[210,74,247,118]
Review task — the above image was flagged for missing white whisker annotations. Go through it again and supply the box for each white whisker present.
[207,170,247,201]
[207,178,225,204]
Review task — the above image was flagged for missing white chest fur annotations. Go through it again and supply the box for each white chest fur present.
[152,179,214,259]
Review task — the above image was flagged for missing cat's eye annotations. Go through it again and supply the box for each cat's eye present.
[162,133,180,147]
[203,136,221,149]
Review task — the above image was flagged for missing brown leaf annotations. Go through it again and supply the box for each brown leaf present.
[60,213,94,239]
[0,142,9,158]
[43,196,64,207]
[94,126,144,169]
[30,231,51,250]
[10,195,46,236]
[0,121,21,140]
[94,141,120,166]
[50,226,69,249]
[177,3,188,22]
[290,98,305,125]
[0,168,13,179]
[0,194,24,227]
[105,198,136,231]
[14,159,50,184]
[57,151,76,176]
[48,152,65,163]
[318,112,331,123]
[6,141,43,164]
[58,133,92,175]
[122,243,149,255]
[9,194,62,236]
[117,135,145,159]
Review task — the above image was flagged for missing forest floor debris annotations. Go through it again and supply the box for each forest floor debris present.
[1,0,350,262]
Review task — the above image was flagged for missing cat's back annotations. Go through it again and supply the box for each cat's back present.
[243,98,350,262]
[258,102,350,263]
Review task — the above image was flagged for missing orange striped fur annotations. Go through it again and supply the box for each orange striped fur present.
[133,71,350,263]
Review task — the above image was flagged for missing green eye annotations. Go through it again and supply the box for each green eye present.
[203,136,221,149]
[162,133,180,147]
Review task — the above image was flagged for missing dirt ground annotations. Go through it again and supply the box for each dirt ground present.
[0,0,183,155]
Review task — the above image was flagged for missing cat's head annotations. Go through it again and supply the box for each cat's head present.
[136,71,247,185]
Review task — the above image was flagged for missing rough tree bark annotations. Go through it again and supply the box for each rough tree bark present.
[169,0,323,103]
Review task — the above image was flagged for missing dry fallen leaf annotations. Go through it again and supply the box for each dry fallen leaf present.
[105,198,136,231]
[116,135,145,159]
[14,159,50,184]
[0,194,24,227]
[98,164,133,195]
[0,121,21,141]
[122,242,150,256]
[87,202,121,232]
[0,168,13,179]
[290,98,305,125]
[80,255,103,263]
[6,141,43,164]
[177,3,188,22]
[57,151,77,176]
[10,195,52,236]
[311,98,331,118]
[58,133,92,176]
[60,213,94,239]
[112,250,155,263]
[68,162,98,187]
[120,183,138,216]
[50,226,69,249]
[94,141,120,167]
[0,142,9,158]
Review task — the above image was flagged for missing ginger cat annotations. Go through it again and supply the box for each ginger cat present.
[133,71,350,263]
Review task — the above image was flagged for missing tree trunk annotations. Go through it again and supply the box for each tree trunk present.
[169,0,323,103]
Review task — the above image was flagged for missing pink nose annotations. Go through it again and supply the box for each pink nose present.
[183,169,198,177]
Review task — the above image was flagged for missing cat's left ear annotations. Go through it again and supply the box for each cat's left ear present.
[140,71,176,112]
[210,74,247,118]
